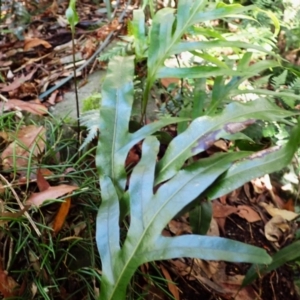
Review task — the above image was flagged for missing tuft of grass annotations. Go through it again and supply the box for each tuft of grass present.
[0,112,101,300]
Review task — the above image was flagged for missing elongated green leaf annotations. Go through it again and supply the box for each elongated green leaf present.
[149,235,272,264]
[157,60,279,79]
[97,56,189,193]
[206,121,300,200]
[148,8,175,73]
[155,99,295,185]
[96,56,135,191]
[96,175,120,284]
[157,66,249,79]
[243,240,300,286]
[175,0,207,38]
[190,200,212,235]
[99,139,272,300]
[171,40,274,56]
[192,4,255,24]
[131,10,147,59]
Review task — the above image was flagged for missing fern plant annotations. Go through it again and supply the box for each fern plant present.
[94,55,300,300]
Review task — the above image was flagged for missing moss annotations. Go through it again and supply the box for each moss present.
[82,93,101,112]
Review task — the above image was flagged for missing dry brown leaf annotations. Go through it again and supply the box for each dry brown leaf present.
[0,99,48,115]
[47,90,59,106]
[36,169,50,191]
[281,198,295,212]
[24,38,52,51]
[193,259,219,278]
[1,125,46,170]
[83,38,96,59]
[236,205,261,223]
[259,202,298,221]
[207,218,220,236]
[211,262,256,300]
[264,215,290,244]
[0,257,20,298]
[26,184,78,207]
[1,68,37,92]
[169,259,190,276]
[160,78,179,88]
[213,140,228,151]
[212,200,237,218]
[160,264,180,300]
[52,196,71,235]
[168,219,191,235]
[125,148,139,167]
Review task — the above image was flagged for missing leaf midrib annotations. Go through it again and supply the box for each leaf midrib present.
[107,158,222,299]
[156,108,284,184]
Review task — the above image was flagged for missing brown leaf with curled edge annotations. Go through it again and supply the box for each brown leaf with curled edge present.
[264,215,291,246]
[26,184,78,207]
[259,202,298,221]
[24,38,52,51]
[0,99,48,115]
[1,125,46,170]
[52,196,71,235]
[160,264,180,300]
[236,205,261,223]
[1,68,37,92]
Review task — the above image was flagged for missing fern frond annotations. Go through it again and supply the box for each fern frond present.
[99,41,133,61]
[290,77,300,94]
[79,110,100,150]
[271,70,288,89]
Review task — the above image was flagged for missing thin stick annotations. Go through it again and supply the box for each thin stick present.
[0,174,41,236]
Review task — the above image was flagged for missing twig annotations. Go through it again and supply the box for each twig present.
[0,174,41,236]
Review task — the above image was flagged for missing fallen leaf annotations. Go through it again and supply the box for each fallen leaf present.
[24,38,52,51]
[1,125,46,170]
[207,218,220,236]
[26,185,78,207]
[160,78,179,88]
[281,198,295,212]
[236,205,261,223]
[125,148,139,167]
[0,99,48,115]
[160,264,180,300]
[36,169,50,191]
[0,257,19,298]
[168,219,191,235]
[264,215,290,245]
[211,262,257,300]
[1,68,37,92]
[259,202,298,221]
[52,196,71,235]
[212,200,237,218]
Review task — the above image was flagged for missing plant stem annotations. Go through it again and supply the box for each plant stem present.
[71,30,80,150]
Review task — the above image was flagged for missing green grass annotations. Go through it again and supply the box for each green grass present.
[0,112,102,300]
